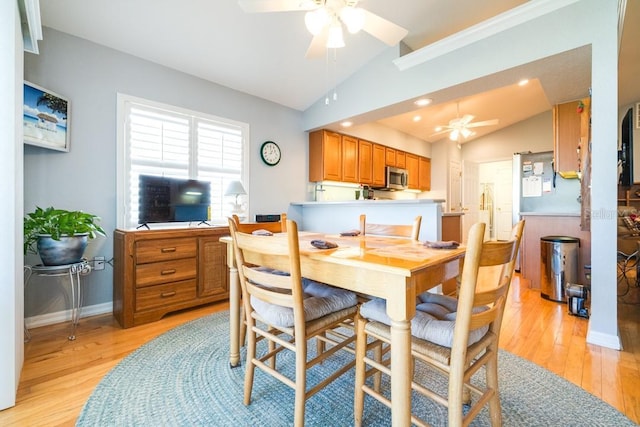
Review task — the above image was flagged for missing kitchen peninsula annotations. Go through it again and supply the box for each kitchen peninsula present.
[288,199,450,242]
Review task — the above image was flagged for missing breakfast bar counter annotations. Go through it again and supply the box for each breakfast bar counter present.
[288,199,446,241]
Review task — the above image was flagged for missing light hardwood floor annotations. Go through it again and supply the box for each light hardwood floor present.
[1,276,638,426]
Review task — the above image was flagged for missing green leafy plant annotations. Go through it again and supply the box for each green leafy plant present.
[23,206,106,255]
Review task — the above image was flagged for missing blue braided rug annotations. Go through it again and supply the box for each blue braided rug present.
[77,311,635,426]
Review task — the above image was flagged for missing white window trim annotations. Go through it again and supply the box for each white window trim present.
[116,93,250,229]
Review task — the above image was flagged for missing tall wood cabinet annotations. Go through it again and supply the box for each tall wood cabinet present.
[113,227,229,328]
[553,98,589,173]
[309,130,342,182]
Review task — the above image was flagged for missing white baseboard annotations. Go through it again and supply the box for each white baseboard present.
[25,302,113,329]
[586,326,622,350]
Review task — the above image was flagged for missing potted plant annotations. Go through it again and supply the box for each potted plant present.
[24,206,106,266]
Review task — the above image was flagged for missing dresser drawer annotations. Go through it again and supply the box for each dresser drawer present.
[135,258,197,287]
[136,238,197,264]
[135,280,197,311]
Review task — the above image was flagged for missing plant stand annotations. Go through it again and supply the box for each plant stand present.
[24,260,92,341]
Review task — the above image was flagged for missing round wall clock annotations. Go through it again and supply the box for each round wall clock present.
[260,141,281,166]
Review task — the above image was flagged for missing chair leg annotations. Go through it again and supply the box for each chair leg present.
[244,324,256,406]
[294,340,308,427]
[239,305,247,347]
[486,351,502,426]
[353,315,367,427]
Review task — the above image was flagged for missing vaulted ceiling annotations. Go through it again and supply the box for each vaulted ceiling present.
[38,0,639,143]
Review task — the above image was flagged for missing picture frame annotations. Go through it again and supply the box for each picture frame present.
[23,81,70,152]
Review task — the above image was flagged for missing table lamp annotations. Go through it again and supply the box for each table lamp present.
[225,180,247,215]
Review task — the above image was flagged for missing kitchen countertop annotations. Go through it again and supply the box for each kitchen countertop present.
[290,199,446,206]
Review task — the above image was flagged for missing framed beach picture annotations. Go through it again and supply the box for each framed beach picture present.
[23,81,70,152]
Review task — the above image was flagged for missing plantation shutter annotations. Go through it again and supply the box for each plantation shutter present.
[121,97,246,228]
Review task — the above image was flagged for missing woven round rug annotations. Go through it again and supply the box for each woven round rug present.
[77,311,635,426]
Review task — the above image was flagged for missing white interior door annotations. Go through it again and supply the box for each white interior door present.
[449,160,461,212]
[494,161,513,240]
[462,160,480,242]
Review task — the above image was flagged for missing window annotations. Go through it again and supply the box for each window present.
[116,94,249,228]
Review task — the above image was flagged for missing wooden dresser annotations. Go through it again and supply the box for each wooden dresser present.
[113,227,229,328]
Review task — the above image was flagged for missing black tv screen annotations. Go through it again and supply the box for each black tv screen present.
[138,175,211,224]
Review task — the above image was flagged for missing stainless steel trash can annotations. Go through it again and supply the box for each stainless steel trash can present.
[540,236,579,302]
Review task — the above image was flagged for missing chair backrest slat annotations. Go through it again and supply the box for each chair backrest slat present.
[231,213,287,233]
[359,214,422,240]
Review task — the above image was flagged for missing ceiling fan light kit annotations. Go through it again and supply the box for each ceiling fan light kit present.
[239,0,408,57]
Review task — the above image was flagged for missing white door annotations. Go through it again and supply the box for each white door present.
[494,161,514,240]
[449,160,461,212]
[462,160,480,242]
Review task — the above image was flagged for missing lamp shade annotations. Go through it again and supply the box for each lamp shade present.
[225,180,247,197]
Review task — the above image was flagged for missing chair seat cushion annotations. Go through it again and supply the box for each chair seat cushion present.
[250,268,357,328]
[360,293,489,348]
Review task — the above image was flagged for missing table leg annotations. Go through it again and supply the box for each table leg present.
[229,262,241,368]
[390,319,412,427]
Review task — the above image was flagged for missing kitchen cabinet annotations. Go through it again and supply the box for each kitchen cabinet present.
[113,227,228,328]
[358,139,373,184]
[309,130,342,182]
[385,147,396,166]
[395,151,406,168]
[553,98,589,173]
[372,143,386,187]
[418,156,431,191]
[406,153,419,189]
[342,135,359,183]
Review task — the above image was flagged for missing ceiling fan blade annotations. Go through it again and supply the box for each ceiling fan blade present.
[460,114,475,125]
[238,0,317,13]
[466,119,499,128]
[360,9,408,46]
[305,30,329,59]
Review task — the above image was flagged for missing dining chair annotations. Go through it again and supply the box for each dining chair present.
[359,214,422,240]
[231,212,287,345]
[228,218,359,427]
[354,220,524,427]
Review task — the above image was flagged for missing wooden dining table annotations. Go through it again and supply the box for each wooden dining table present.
[221,231,465,427]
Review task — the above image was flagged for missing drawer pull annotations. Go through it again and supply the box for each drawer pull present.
[161,269,177,275]
[161,291,177,298]
[161,247,177,253]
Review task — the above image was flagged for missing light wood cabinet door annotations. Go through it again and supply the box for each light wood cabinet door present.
[372,144,386,187]
[385,147,396,166]
[309,130,342,182]
[419,157,431,191]
[198,237,228,298]
[406,153,419,189]
[358,139,373,184]
[342,135,359,183]
[395,151,406,169]
[553,99,586,173]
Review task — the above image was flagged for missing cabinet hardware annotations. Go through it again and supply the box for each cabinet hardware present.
[161,291,176,298]
[161,247,177,253]
[161,269,177,275]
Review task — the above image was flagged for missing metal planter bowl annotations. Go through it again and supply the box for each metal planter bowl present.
[36,234,89,266]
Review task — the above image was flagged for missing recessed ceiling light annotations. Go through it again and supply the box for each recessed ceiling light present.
[518,79,529,86]
[414,98,432,107]
[413,115,421,122]
[341,121,353,127]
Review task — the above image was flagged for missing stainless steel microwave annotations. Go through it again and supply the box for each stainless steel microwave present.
[382,166,408,190]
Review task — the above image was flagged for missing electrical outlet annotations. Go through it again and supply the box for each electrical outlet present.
[94,256,105,271]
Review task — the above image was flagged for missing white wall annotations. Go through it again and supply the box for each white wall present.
[23,28,307,320]
[0,0,24,410]
[462,111,553,161]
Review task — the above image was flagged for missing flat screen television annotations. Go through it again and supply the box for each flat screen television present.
[138,175,211,225]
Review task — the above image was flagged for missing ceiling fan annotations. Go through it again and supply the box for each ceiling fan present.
[237,0,408,58]
[431,103,499,141]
